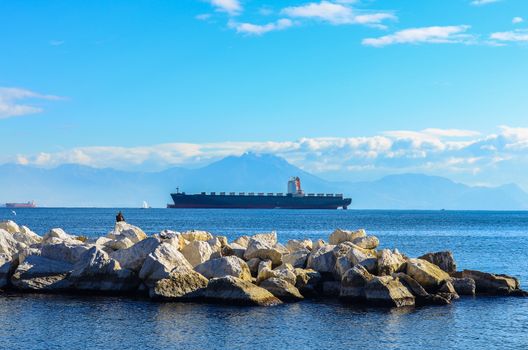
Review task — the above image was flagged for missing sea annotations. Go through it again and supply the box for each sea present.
[0,208,527,349]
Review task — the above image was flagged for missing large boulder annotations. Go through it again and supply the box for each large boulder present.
[450,277,476,296]
[202,276,282,306]
[405,258,450,291]
[0,220,22,233]
[365,275,415,307]
[138,243,192,286]
[377,249,406,276]
[228,243,246,259]
[285,239,312,253]
[282,249,309,268]
[244,238,282,266]
[149,267,209,300]
[40,242,91,265]
[0,254,16,288]
[257,265,297,285]
[461,270,520,295]
[394,273,451,306]
[340,265,373,300]
[0,229,26,259]
[313,239,326,251]
[329,229,366,245]
[107,222,147,244]
[418,251,457,274]
[12,226,42,246]
[110,237,161,272]
[181,240,215,267]
[306,245,336,274]
[335,256,353,279]
[251,232,277,246]
[181,230,213,242]
[42,228,78,244]
[11,255,73,291]
[294,268,322,297]
[352,236,379,250]
[195,256,251,281]
[260,277,304,302]
[158,230,185,251]
[69,247,139,292]
[232,236,250,248]
[346,244,377,273]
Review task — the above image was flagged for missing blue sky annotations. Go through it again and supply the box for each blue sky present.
[1,0,528,187]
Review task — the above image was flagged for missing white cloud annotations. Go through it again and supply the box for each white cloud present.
[470,0,501,5]
[228,18,294,35]
[0,87,62,120]
[512,17,524,24]
[362,25,474,47]
[209,0,241,15]
[281,1,395,26]
[10,126,528,186]
[490,29,528,42]
[195,13,212,21]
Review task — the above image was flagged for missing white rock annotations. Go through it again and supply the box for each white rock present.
[195,256,252,281]
[282,249,309,268]
[0,254,15,288]
[12,226,42,246]
[40,242,92,264]
[244,238,282,266]
[70,246,139,292]
[232,236,250,248]
[11,255,73,291]
[0,220,20,234]
[285,239,313,253]
[352,236,379,250]
[313,239,326,251]
[0,228,26,260]
[306,245,336,274]
[329,229,366,245]
[378,249,406,276]
[181,240,214,267]
[229,243,246,259]
[346,244,377,273]
[107,222,147,244]
[181,230,213,242]
[110,236,162,271]
[42,228,78,244]
[139,243,192,286]
[251,232,278,246]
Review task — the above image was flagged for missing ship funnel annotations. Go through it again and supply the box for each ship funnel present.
[287,177,304,196]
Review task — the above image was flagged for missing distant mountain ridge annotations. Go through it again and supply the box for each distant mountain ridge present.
[1,153,527,209]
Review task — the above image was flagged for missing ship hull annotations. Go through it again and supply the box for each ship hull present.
[169,194,351,210]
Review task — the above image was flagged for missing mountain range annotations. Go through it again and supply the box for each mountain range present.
[1,153,527,210]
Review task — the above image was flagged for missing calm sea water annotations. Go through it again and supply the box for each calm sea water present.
[0,208,527,349]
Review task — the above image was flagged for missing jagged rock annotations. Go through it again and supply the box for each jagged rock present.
[451,277,476,296]
[251,232,277,246]
[307,244,336,274]
[11,255,73,291]
[294,268,322,296]
[195,256,251,281]
[273,243,290,255]
[406,259,450,291]
[181,230,213,242]
[0,254,16,288]
[346,244,377,273]
[257,265,296,285]
[438,280,459,300]
[258,259,272,274]
[322,281,341,297]
[313,239,326,251]
[352,236,379,250]
[335,256,353,279]
[378,249,406,276]
[0,229,26,259]
[0,220,20,234]
[329,229,366,245]
[110,237,162,272]
[156,230,185,251]
[138,243,192,286]
[244,238,282,266]
[229,243,246,259]
[365,275,415,307]
[181,240,215,267]
[12,226,42,246]
[202,276,282,306]
[149,266,208,300]
[105,238,135,250]
[282,249,309,268]
[18,247,40,264]
[419,251,457,274]
[340,265,373,300]
[70,247,139,292]
[107,222,147,244]
[285,239,312,252]
[461,270,520,295]
[232,236,250,248]
[42,228,78,244]
[246,258,261,276]
[40,242,91,264]
[260,277,303,302]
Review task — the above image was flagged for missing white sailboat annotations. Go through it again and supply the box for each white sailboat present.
[141,201,151,209]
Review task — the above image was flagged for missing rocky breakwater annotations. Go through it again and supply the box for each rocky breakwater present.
[0,220,526,307]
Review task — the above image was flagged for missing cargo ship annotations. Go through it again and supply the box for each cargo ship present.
[168,177,351,209]
[5,201,36,208]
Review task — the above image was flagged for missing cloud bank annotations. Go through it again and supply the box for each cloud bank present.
[8,126,528,188]
[0,87,62,119]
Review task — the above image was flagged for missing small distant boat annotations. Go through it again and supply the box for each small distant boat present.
[5,201,36,208]
[141,201,151,209]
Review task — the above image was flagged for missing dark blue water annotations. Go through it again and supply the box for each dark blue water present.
[1,208,527,349]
